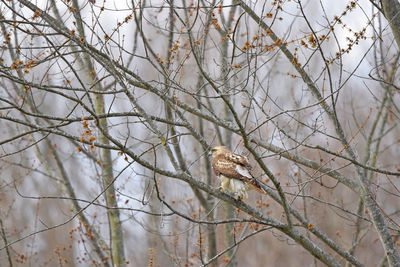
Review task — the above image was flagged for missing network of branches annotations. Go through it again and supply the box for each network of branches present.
[0,0,400,266]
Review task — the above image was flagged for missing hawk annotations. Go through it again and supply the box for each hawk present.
[209,146,262,199]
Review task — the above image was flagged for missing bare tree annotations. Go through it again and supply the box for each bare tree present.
[1,0,400,266]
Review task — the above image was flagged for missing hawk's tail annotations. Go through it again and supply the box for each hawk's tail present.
[247,178,266,194]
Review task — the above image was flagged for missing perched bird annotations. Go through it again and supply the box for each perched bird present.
[209,146,262,200]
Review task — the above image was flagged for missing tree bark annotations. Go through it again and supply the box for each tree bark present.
[381,0,400,49]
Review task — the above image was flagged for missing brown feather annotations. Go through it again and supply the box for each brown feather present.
[225,152,252,169]
[211,151,263,192]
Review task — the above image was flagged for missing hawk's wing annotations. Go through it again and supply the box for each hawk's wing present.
[225,152,252,169]
[212,153,263,192]
[212,154,252,182]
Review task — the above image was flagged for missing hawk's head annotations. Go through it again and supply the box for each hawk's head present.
[209,146,230,158]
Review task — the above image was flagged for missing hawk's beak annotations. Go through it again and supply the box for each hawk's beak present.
[207,151,212,157]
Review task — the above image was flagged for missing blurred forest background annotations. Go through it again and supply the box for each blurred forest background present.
[1,0,400,266]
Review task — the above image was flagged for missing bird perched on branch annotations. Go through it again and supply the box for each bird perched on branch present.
[209,146,262,200]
